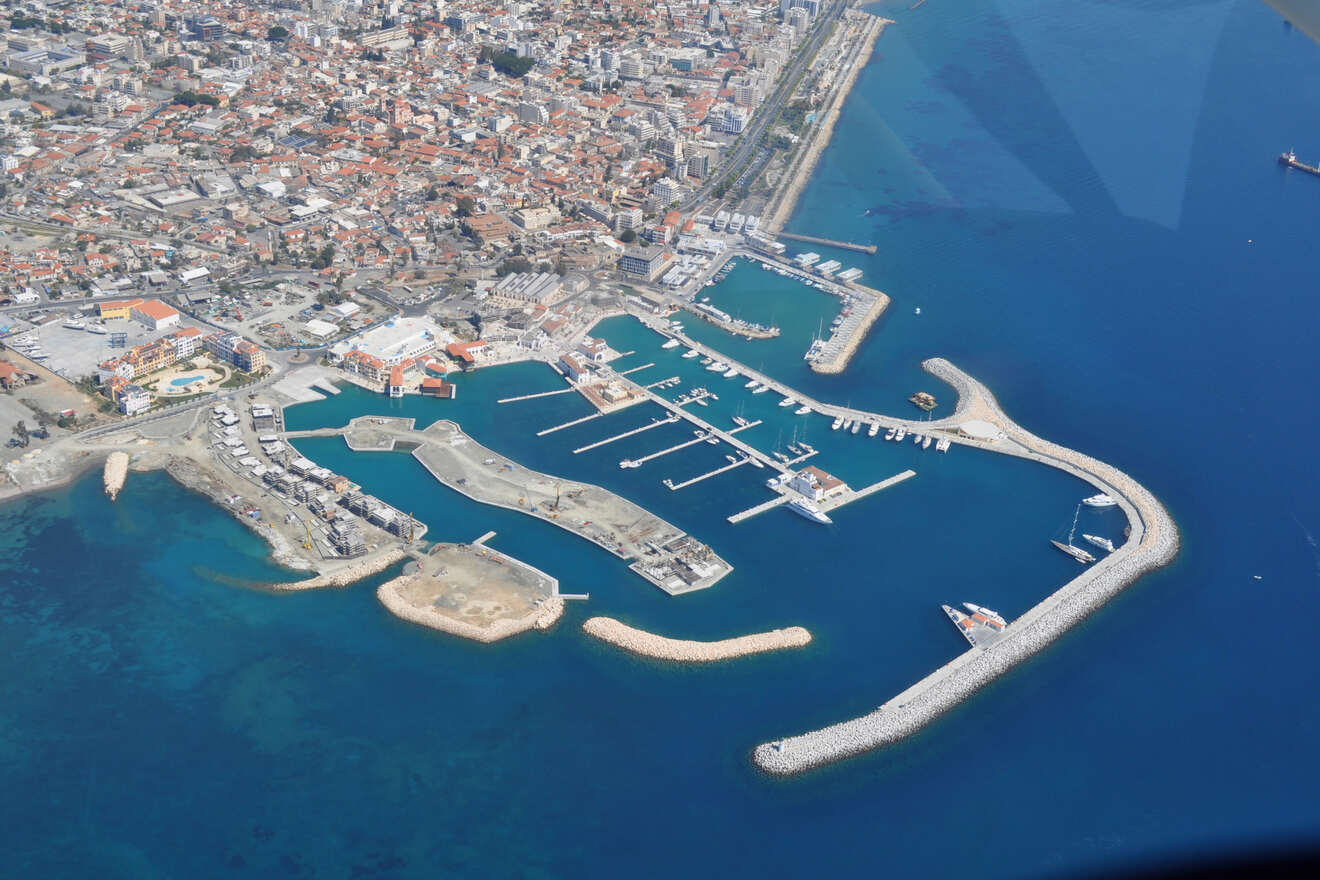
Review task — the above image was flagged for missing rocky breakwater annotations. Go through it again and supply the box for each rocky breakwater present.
[808,285,890,376]
[271,549,409,592]
[752,359,1179,775]
[102,452,130,500]
[378,583,565,644]
[584,617,811,662]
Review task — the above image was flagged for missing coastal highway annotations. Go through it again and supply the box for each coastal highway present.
[682,0,847,210]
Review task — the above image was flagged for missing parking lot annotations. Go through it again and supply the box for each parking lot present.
[8,315,213,382]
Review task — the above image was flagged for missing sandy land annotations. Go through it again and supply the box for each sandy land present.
[103,451,129,500]
[582,617,812,662]
[378,582,565,643]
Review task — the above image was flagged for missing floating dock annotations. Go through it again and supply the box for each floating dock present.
[618,362,655,376]
[536,412,603,436]
[498,387,576,404]
[666,457,749,491]
[630,420,762,466]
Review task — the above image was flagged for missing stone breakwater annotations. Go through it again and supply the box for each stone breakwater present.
[271,549,408,592]
[752,359,1179,775]
[762,16,890,235]
[584,617,811,662]
[808,285,890,375]
[378,585,565,643]
[102,452,129,500]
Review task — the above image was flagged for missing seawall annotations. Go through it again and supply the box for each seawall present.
[752,359,1179,775]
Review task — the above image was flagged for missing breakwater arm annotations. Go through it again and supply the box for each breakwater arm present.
[583,617,811,661]
[752,359,1179,775]
[103,452,129,500]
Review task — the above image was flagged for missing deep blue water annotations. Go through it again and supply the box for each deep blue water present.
[5,0,1320,875]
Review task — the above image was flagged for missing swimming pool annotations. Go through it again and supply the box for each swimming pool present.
[169,375,206,388]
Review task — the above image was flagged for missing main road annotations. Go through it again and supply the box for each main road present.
[681,0,847,211]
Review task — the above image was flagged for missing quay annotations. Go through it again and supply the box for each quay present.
[752,360,1180,775]
[498,387,575,404]
[630,420,762,466]
[774,231,878,254]
[537,411,603,436]
[618,362,655,376]
[727,468,913,524]
[727,495,790,523]
[573,415,679,454]
[666,457,749,491]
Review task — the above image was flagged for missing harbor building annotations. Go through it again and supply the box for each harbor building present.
[618,243,674,281]
[786,466,850,502]
[331,316,452,367]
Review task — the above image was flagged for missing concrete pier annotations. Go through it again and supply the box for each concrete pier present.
[498,387,575,404]
[628,420,762,466]
[572,415,679,454]
[618,362,655,376]
[774,231,878,254]
[751,360,1179,775]
[536,411,604,436]
[667,457,749,491]
[728,495,791,523]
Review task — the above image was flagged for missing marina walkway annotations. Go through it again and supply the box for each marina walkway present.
[667,457,749,491]
[498,387,575,404]
[573,415,679,454]
[537,412,603,436]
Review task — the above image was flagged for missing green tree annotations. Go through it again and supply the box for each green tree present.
[618,228,637,243]
[267,25,289,41]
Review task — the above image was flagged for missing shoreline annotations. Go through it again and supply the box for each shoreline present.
[761,15,891,236]
[583,617,811,662]
[751,359,1180,775]
[378,583,565,643]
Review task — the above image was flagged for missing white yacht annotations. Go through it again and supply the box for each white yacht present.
[745,379,760,388]
[1082,493,1118,507]
[682,349,700,359]
[850,421,861,434]
[1083,534,1116,553]
[779,396,796,407]
[884,426,897,441]
[794,405,811,415]
[619,459,641,469]
[706,361,728,372]
[62,318,85,330]
[722,368,739,378]
[895,427,907,441]
[922,436,932,450]
[661,338,681,349]
[787,498,832,524]
[752,385,769,394]
[868,422,880,437]
[86,324,108,335]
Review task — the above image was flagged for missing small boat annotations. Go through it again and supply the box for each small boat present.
[894,427,907,441]
[868,422,880,437]
[914,307,921,315]
[787,498,832,524]
[700,357,713,365]
[86,324,108,335]
[63,318,85,330]
[922,436,932,450]
[831,417,843,431]
[794,405,811,415]
[726,454,738,463]
[619,459,641,468]
[695,398,708,406]
[752,385,769,394]
[1051,540,1096,564]
[745,379,759,388]
[748,457,764,469]
[936,438,951,452]
[884,427,896,441]
[850,421,861,434]
[779,396,796,407]
[722,368,738,378]
[913,433,923,445]
[1082,493,1117,507]
[705,434,719,444]
[1083,534,1116,553]
[661,339,681,349]
[682,350,699,359]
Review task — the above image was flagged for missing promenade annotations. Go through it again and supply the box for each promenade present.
[752,360,1180,774]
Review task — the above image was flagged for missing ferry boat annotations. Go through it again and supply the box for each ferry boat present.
[884,427,897,441]
[661,339,681,349]
[1082,493,1117,507]
[868,422,880,437]
[722,368,739,378]
[1083,534,1116,553]
[86,324,108,335]
[787,498,832,524]
[942,605,978,646]
[936,438,951,453]
[619,459,641,469]
[922,436,932,450]
[682,350,699,359]
[963,603,1007,627]
[1051,540,1097,564]
[794,405,811,415]
[779,396,796,407]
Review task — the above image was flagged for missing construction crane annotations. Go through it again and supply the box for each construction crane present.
[302,520,313,550]
[554,481,561,511]
[407,512,415,544]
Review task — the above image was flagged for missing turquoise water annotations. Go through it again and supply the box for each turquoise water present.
[5,0,1320,875]
[169,375,205,387]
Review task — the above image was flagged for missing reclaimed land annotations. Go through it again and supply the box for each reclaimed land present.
[380,584,564,643]
[752,359,1179,775]
[583,617,811,662]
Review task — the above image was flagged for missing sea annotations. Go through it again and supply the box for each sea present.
[4,1,1320,876]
